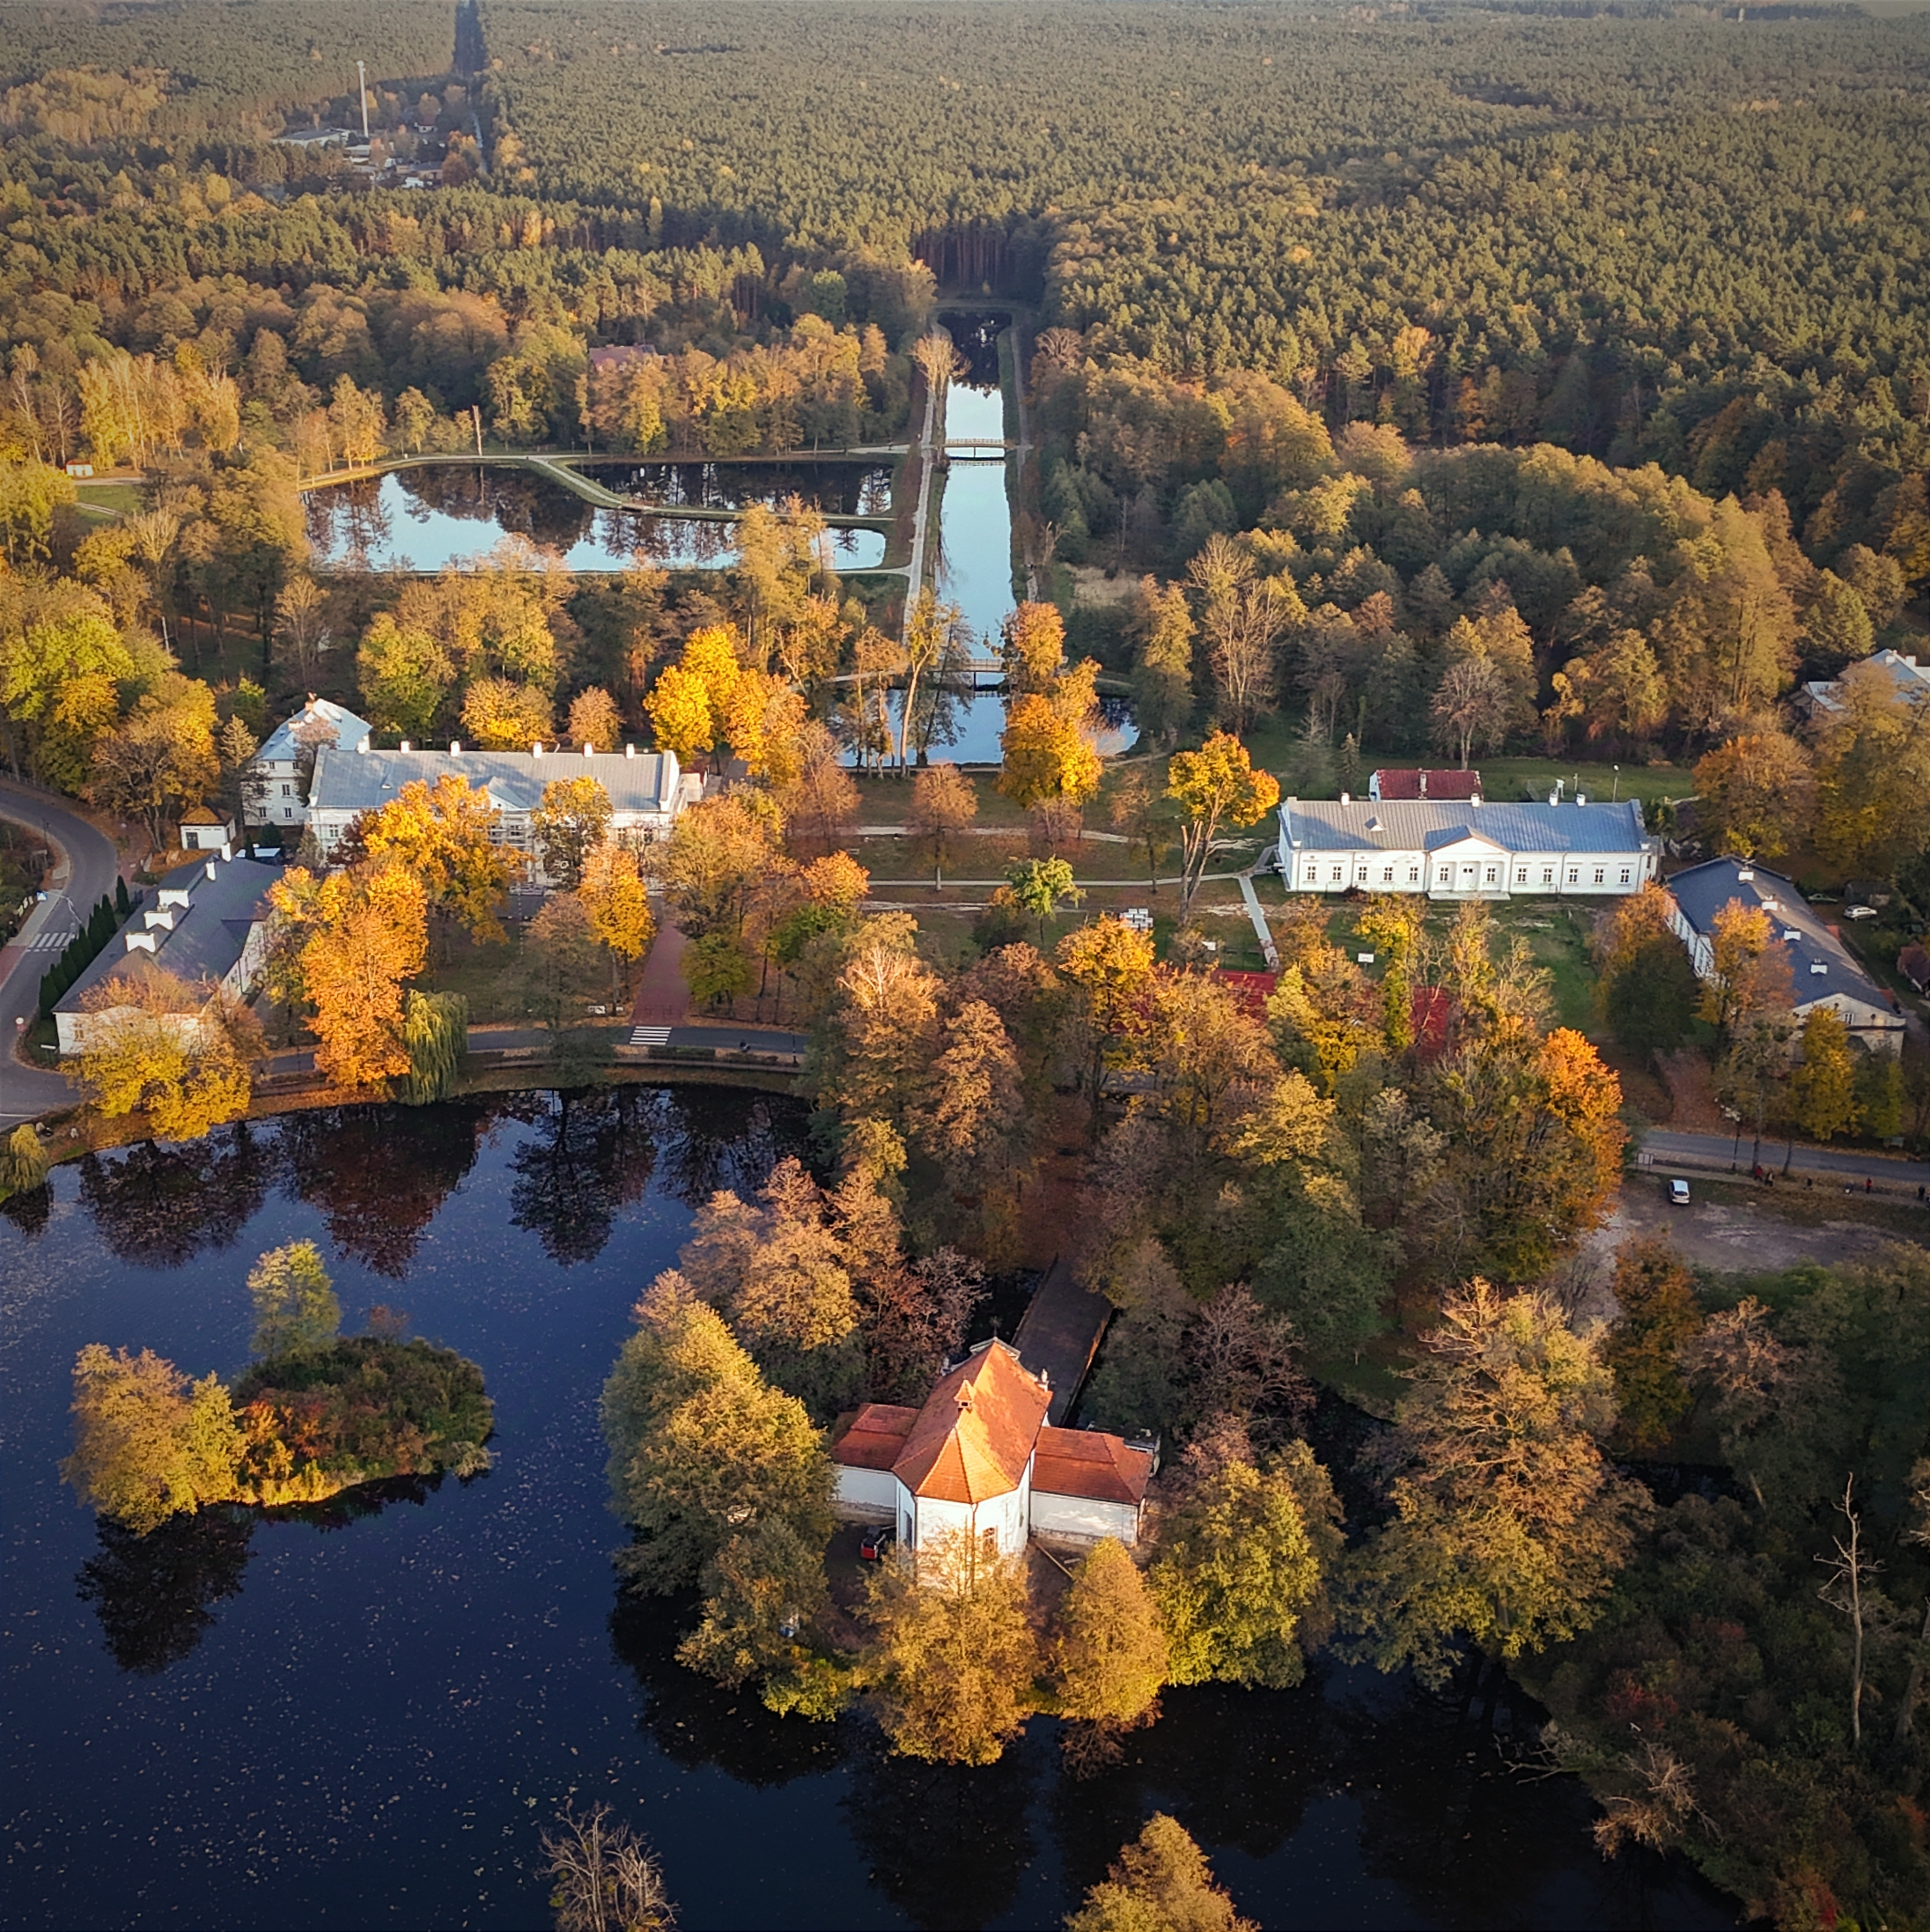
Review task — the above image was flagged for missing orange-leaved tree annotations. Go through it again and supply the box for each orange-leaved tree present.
[270,862,428,1090]
[1167,730,1281,918]
[578,839,655,998]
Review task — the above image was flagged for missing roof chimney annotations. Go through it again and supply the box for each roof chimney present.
[399,740,411,753]
[1576,792,1587,807]
[531,741,544,758]
[449,740,462,755]
[1340,791,1351,805]
[357,737,370,754]
[1418,771,1428,798]
[625,742,636,758]
[583,741,594,757]
[204,860,217,881]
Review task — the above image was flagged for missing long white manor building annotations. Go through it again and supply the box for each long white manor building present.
[306,741,695,883]
[1278,792,1659,900]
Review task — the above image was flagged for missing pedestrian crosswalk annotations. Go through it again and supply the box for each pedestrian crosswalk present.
[23,930,77,951]
[630,1025,673,1047]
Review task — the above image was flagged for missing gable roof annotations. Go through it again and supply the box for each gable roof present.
[1667,859,1893,1013]
[309,745,680,816]
[1283,796,1649,857]
[1370,768,1484,801]
[1031,1427,1153,1506]
[256,697,372,765]
[1803,649,1930,716]
[890,1339,1050,1505]
[829,1404,920,1471]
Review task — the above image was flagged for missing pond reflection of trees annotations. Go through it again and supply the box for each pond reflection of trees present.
[74,1476,459,1676]
[276,1103,489,1277]
[507,1087,662,1265]
[843,1729,1041,1931]
[577,461,892,516]
[608,1590,850,1788]
[77,1128,274,1268]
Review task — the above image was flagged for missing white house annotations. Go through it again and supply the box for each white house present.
[244,697,372,830]
[830,1338,1155,1558]
[306,741,694,884]
[1667,859,1904,1054]
[55,853,276,1055]
[1278,794,1658,900]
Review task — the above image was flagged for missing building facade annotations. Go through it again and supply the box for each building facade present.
[244,697,373,830]
[830,1340,1154,1557]
[1278,795,1658,900]
[1667,858,1904,1054]
[306,742,692,883]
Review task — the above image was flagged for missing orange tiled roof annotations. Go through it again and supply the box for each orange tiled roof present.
[829,1404,920,1471]
[890,1340,1050,1504]
[1032,1427,1153,1506]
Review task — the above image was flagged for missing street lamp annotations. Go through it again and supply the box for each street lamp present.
[1612,764,1621,802]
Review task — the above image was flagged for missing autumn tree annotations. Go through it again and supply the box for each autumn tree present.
[61,1344,242,1535]
[565,685,623,753]
[1693,732,1816,861]
[1812,656,1930,880]
[645,623,743,768]
[1057,916,1157,1119]
[1601,1238,1703,1453]
[1697,898,1793,1040]
[1066,1815,1256,1932]
[87,676,220,852]
[1787,1007,1861,1143]
[776,719,860,856]
[578,840,655,997]
[356,612,453,743]
[860,1528,1039,1765]
[1346,1279,1649,1685]
[0,1123,50,1204]
[399,988,468,1104]
[1354,894,1425,1054]
[65,970,261,1139]
[1187,535,1290,733]
[999,599,1066,695]
[460,675,554,751]
[1430,654,1512,769]
[346,773,519,942]
[269,861,428,1090]
[542,1804,674,1932]
[998,667,1104,813]
[247,1241,342,1360]
[1108,767,1178,891]
[817,932,943,1130]
[1051,1537,1168,1731]
[513,892,606,1036]
[657,794,785,945]
[600,1272,835,1595]
[1594,882,1698,1052]
[1130,576,1196,746]
[907,762,976,885]
[1153,1441,1342,1688]
[1003,856,1081,946]
[1167,732,1281,918]
[531,774,613,889]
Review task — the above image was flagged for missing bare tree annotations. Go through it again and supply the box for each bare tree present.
[541,1803,674,1932]
[1186,537,1284,733]
[274,576,330,680]
[1816,1475,1879,1749]
[1430,657,1510,769]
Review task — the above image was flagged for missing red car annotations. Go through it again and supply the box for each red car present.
[858,1525,896,1561]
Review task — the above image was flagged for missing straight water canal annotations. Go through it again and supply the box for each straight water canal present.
[0,1095,1733,1929]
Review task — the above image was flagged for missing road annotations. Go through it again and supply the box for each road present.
[1639,1126,1930,1189]
[0,778,122,1126]
[258,1022,810,1080]
[901,363,942,631]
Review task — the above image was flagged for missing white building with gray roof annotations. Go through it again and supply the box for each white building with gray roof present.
[1665,858,1904,1054]
[244,697,373,830]
[1278,794,1658,900]
[306,741,692,883]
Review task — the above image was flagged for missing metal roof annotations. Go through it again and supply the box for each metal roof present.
[309,746,679,816]
[256,697,372,766]
[1282,796,1650,855]
[1369,768,1484,800]
[56,857,275,1014]
[1666,859,1889,1008]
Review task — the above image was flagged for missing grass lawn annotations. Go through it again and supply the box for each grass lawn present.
[75,482,141,518]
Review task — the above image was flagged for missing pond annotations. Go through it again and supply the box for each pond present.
[851,689,1137,768]
[0,1094,1735,1930]
[573,460,894,517]
[305,469,888,574]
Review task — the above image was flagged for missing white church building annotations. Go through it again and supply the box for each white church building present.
[830,1339,1155,1555]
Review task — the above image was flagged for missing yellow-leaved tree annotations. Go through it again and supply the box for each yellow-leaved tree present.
[1167,730,1281,918]
[66,967,262,1139]
[578,840,655,998]
[343,773,519,943]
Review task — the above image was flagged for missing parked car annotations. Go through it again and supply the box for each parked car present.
[1669,1177,1691,1205]
[858,1525,895,1561]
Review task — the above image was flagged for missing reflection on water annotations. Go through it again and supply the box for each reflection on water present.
[577,460,892,517]
[2,1091,1733,1930]
[933,383,1016,649]
[306,469,887,573]
[851,689,1136,767]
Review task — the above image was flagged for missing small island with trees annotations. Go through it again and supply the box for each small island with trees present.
[61,1240,493,1532]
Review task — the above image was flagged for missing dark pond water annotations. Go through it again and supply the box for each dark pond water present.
[305,469,887,574]
[573,461,893,518]
[0,1093,1736,1930]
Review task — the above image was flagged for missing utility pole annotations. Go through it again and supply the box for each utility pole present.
[357,61,370,143]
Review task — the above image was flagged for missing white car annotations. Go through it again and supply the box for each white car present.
[1669,1178,1691,1206]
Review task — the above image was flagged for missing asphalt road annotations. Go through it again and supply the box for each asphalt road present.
[0,778,122,1126]
[1640,1125,1930,1188]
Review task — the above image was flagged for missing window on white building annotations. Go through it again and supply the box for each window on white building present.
[1567,867,1580,884]
[1619,867,1632,884]
[1331,865,1343,882]
[1515,868,1528,884]
[1382,866,1394,882]
[1542,866,1554,884]
[1408,866,1419,882]
[281,784,291,797]
[1593,867,1605,884]
[1484,866,1498,884]
[1437,868,1451,886]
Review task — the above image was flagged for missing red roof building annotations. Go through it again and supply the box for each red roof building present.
[1368,768,1485,802]
[830,1338,1155,1557]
